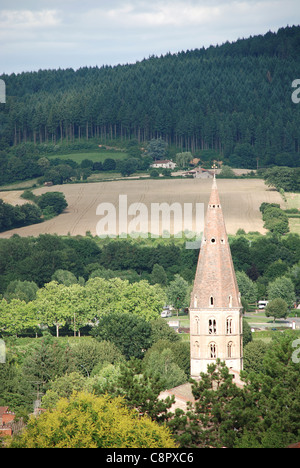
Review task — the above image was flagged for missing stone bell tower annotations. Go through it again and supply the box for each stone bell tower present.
[190,177,243,377]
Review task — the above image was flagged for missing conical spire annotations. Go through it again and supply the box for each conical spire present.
[191,178,241,310]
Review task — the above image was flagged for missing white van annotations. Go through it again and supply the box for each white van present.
[161,307,172,318]
[258,300,269,310]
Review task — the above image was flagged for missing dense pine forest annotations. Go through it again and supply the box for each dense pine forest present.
[1,26,300,169]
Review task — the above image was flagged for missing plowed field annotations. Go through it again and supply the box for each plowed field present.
[0,179,284,238]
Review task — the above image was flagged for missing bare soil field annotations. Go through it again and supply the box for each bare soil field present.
[0,191,31,207]
[0,179,284,239]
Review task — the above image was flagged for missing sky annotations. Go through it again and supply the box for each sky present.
[0,0,300,74]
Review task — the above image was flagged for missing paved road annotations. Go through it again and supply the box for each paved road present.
[245,312,300,330]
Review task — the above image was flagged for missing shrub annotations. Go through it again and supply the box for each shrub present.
[37,192,68,215]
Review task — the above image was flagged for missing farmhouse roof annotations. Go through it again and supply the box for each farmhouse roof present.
[0,407,9,417]
[153,160,173,164]
[191,177,241,309]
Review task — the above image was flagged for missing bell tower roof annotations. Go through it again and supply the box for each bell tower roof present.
[191,178,241,310]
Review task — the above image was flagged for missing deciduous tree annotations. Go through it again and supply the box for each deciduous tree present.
[8,392,177,448]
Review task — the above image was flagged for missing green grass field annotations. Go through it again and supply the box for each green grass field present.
[285,193,300,235]
[48,150,128,164]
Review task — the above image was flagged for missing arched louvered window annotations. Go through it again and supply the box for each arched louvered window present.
[209,319,217,335]
[210,342,217,359]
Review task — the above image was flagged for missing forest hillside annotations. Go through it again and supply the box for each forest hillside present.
[0,25,300,169]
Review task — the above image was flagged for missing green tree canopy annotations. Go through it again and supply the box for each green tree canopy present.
[265,298,289,322]
[51,269,78,286]
[238,332,300,448]
[37,192,68,215]
[236,271,258,304]
[4,280,38,303]
[263,166,297,192]
[91,312,153,360]
[166,274,190,315]
[147,138,168,160]
[0,299,38,336]
[267,276,296,307]
[71,339,124,377]
[176,152,192,168]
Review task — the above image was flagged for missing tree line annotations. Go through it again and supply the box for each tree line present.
[0,232,299,334]
[1,26,300,169]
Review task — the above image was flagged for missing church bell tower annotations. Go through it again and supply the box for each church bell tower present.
[190,177,243,377]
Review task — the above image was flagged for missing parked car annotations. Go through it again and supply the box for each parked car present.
[161,308,172,318]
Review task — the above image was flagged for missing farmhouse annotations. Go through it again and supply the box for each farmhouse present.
[151,160,177,170]
[183,168,213,179]
[0,407,15,437]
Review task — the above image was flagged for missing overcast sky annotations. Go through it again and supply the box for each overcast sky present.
[1,0,300,74]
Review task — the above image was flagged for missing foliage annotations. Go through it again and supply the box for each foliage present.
[218,165,236,178]
[118,158,140,177]
[175,152,192,168]
[150,318,180,344]
[85,277,165,322]
[169,332,300,449]
[109,358,176,424]
[35,282,82,337]
[143,348,187,390]
[91,312,153,360]
[243,340,269,374]
[147,138,168,160]
[242,319,253,347]
[169,360,259,448]
[51,269,79,286]
[236,271,258,303]
[260,203,290,235]
[4,280,38,303]
[265,298,289,321]
[149,169,160,178]
[31,277,165,337]
[0,299,38,336]
[267,276,296,307]
[8,392,177,448]
[41,372,87,409]
[114,280,166,321]
[0,199,42,233]
[37,192,68,215]
[229,143,256,169]
[21,334,76,401]
[263,166,300,192]
[237,331,300,448]
[88,364,122,395]
[102,158,116,171]
[144,339,190,378]
[71,339,124,376]
[0,351,28,411]
[166,274,190,314]
[150,263,168,286]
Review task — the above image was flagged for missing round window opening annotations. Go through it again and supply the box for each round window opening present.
[211,238,216,244]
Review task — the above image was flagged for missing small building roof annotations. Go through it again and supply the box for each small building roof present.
[152,160,174,164]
